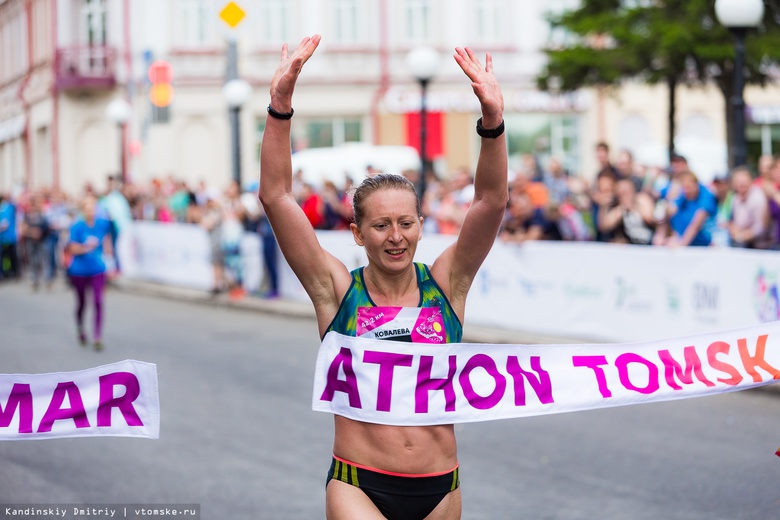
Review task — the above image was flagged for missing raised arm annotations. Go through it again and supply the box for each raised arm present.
[258,35,350,316]
[432,48,508,309]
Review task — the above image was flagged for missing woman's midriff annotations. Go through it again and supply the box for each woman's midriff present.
[332,415,458,475]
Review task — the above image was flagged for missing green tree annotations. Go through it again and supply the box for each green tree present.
[537,0,780,168]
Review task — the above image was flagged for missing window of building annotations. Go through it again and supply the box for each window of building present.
[258,0,290,45]
[404,0,431,42]
[82,0,107,46]
[505,113,580,177]
[176,0,210,47]
[747,105,780,163]
[621,0,655,8]
[473,0,503,45]
[293,118,363,150]
[748,123,780,170]
[34,126,52,188]
[2,12,28,81]
[617,114,651,157]
[679,113,714,140]
[332,0,360,44]
[32,0,53,64]
[0,24,7,82]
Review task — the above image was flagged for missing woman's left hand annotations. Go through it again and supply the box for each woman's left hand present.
[454,47,504,127]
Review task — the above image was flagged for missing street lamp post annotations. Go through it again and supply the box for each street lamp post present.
[715,0,764,169]
[105,98,132,183]
[222,38,252,188]
[222,78,251,188]
[406,46,440,199]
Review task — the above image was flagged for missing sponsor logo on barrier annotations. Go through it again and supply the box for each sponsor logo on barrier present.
[516,276,555,297]
[614,277,652,313]
[692,282,719,324]
[666,283,681,315]
[564,283,602,299]
[479,271,555,298]
[754,268,780,323]
[478,270,505,296]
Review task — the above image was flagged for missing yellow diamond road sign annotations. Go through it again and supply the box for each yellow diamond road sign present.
[219,2,246,28]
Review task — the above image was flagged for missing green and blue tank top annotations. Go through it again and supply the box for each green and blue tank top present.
[325,262,462,343]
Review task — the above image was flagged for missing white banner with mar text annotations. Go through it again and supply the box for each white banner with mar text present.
[0,360,160,440]
[313,324,780,426]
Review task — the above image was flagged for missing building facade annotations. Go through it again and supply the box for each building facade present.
[0,0,777,196]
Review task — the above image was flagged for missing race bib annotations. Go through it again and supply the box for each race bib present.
[357,306,446,343]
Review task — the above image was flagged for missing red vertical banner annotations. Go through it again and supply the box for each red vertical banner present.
[405,112,444,160]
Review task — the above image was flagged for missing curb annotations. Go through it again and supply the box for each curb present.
[114,279,316,320]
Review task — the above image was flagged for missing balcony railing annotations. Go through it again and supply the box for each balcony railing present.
[55,45,117,91]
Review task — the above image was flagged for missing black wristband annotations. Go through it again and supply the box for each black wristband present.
[267,104,294,120]
[476,117,505,138]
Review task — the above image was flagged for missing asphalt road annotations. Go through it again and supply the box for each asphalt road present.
[1,280,779,519]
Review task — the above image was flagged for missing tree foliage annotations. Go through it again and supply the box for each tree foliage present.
[537,0,780,161]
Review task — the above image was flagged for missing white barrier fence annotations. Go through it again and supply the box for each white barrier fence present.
[117,221,263,293]
[118,221,780,343]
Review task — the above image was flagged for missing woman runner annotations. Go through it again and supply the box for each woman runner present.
[259,35,507,520]
[65,194,112,350]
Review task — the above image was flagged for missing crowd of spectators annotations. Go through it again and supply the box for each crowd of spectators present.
[0,175,280,299]
[2,143,780,296]
[490,144,780,250]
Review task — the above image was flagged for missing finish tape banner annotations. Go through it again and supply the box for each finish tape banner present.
[313,324,780,426]
[0,360,159,440]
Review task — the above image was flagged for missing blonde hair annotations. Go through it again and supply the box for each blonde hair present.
[351,173,420,227]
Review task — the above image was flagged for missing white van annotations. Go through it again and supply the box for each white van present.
[289,143,421,188]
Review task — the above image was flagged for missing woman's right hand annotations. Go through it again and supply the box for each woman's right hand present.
[85,236,99,251]
[269,34,321,112]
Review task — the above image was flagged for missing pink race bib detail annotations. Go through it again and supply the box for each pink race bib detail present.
[357,307,446,344]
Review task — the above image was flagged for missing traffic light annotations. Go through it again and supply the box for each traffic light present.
[148,60,173,123]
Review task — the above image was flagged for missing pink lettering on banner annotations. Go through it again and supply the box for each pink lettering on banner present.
[1,372,145,435]
[569,334,780,400]
[737,335,780,382]
[459,355,506,410]
[97,372,143,427]
[658,346,715,391]
[313,328,780,426]
[324,351,556,414]
[415,355,457,413]
[572,355,613,398]
[616,353,659,395]
[0,361,157,440]
[320,347,362,408]
[0,384,33,434]
[38,381,90,433]
[707,341,743,385]
[506,356,554,406]
[363,351,413,412]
